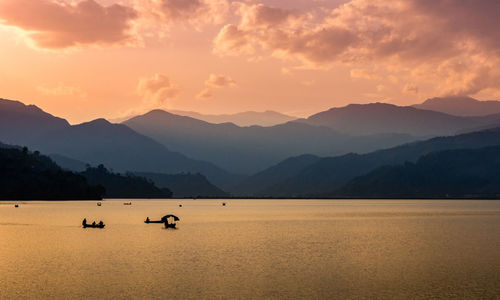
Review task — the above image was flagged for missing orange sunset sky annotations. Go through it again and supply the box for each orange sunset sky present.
[0,0,499,124]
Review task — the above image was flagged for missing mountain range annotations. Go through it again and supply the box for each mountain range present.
[300,102,495,136]
[330,146,500,199]
[0,98,238,189]
[234,127,500,197]
[3,95,500,198]
[123,109,416,174]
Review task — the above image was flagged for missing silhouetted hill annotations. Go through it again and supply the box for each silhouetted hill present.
[82,165,172,199]
[124,109,416,174]
[414,97,500,117]
[0,146,103,200]
[0,98,69,145]
[136,172,228,198]
[301,103,486,136]
[329,146,500,198]
[248,127,500,197]
[230,154,321,195]
[49,154,88,172]
[0,99,239,189]
[169,110,298,126]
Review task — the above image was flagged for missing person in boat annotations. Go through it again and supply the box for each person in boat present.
[92,221,96,226]
[145,217,150,223]
[82,218,87,227]
[98,221,103,227]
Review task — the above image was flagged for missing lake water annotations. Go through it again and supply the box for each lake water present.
[0,199,499,299]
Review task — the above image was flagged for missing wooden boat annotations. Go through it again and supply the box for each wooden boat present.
[144,218,163,224]
[82,219,105,228]
[123,202,132,205]
[145,215,180,229]
[14,204,19,208]
[83,223,105,229]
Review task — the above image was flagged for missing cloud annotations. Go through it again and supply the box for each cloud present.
[196,88,213,99]
[140,0,229,26]
[0,0,139,49]
[213,0,500,97]
[205,74,236,88]
[137,74,181,105]
[37,83,87,98]
[197,73,236,99]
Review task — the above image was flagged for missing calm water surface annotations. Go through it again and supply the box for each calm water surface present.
[1,199,499,299]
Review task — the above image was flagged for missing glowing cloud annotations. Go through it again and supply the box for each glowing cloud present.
[205,74,236,88]
[0,0,139,49]
[196,73,236,99]
[137,74,181,105]
[142,0,229,25]
[214,0,500,97]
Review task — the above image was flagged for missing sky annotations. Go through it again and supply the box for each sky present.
[0,0,499,124]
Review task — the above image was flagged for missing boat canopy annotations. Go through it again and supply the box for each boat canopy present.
[161,214,180,221]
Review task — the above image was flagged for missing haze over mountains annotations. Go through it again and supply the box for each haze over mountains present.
[236,127,500,197]
[170,110,298,127]
[3,96,500,198]
[123,109,415,174]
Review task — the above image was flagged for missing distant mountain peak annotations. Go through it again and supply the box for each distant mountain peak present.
[302,102,479,136]
[413,96,500,116]
[81,118,112,126]
[0,97,69,123]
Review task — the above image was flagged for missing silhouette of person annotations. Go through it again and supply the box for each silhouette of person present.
[82,218,87,227]
[146,217,150,223]
[92,221,96,226]
[98,221,103,227]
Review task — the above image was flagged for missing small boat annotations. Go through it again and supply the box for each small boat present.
[144,215,180,229]
[82,219,105,229]
[14,204,19,208]
[179,204,183,207]
[222,202,226,206]
[97,202,102,206]
[123,202,132,205]
[144,217,163,224]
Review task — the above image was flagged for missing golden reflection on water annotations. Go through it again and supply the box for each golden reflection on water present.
[0,200,499,299]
